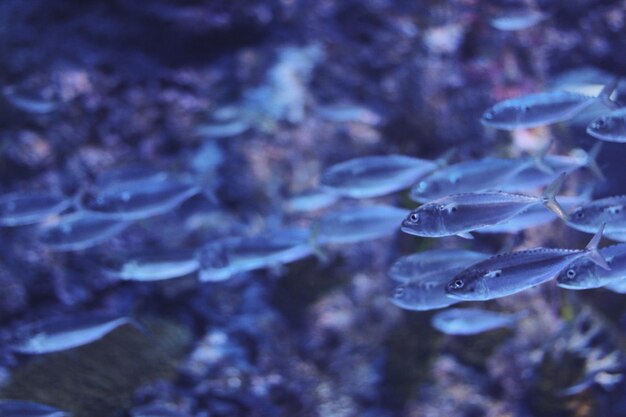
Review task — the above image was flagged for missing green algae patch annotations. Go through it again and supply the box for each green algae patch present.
[1,317,192,417]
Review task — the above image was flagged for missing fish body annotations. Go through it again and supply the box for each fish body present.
[105,249,199,281]
[284,189,340,213]
[431,308,521,335]
[481,91,595,130]
[567,196,626,236]
[198,228,312,282]
[321,155,437,198]
[490,9,547,31]
[2,87,58,114]
[317,103,382,125]
[195,119,250,139]
[0,400,70,417]
[557,244,626,289]
[0,192,70,226]
[388,249,488,282]
[11,315,135,354]
[312,205,407,244]
[36,212,130,251]
[587,108,626,143]
[78,176,200,221]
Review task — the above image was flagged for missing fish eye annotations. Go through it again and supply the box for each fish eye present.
[451,279,464,289]
[393,287,405,298]
[483,110,494,120]
[595,119,606,128]
[408,213,419,223]
[522,105,531,113]
[575,211,584,219]
[566,269,576,279]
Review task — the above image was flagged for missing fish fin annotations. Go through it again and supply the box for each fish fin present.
[532,140,555,175]
[435,147,457,168]
[456,231,474,239]
[308,225,329,264]
[540,172,568,220]
[598,77,620,110]
[584,223,610,270]
[584,142,605,181]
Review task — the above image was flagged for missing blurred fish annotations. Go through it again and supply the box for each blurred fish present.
[587,108,626,143]
[36,211,130,251]
[317,103,382,125]
[431,308,522,335]
[284,189,340,213]
[549,67,616,96]
[198,227,312,282]
[104,249,199,281]
[0,400,71,417]
[312,205,407,245]
[401,173,567,239]
[131,404,191,417]
[557,243,626,290]
[10,314,138,354]
[0,192,70,226]
[95,164,168,189]
[78,175,200,221]
[604,279,626,293]
[321,155,440,198]
[490,9,548,31]
[566,196,626,238]
[388,249,488,282]
[481,80,617,130]
[445,225,609,301]
[2,86,58,114]
[195,119,250,140]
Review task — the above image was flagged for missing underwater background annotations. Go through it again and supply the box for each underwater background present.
[2,0,626,416]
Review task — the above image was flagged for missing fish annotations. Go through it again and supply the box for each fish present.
[10,314,139,354]
[36,212,130,251]
[0,400,71,417]
[587,108,626,143]
[557,243,626,290]
[389,250,488,311]
[444,225,609,301]
[103,249,200,281]
[94,164,168,189]
[195,119,250,140]
[490,9,548,31]
[566,196,626,238]
[401,173,567,239]
[311,205,407,245]
[316,103,382,125]
[198,227,313,282]
[480,79,618,130]
[430,308,522,335]
[77,175,200,221]
[284,189,340,213]
[130,404,192,417]
[0,192,71,226]
[2,86,58,114]
[320,155,440,199]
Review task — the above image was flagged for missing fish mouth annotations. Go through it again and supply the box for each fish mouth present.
[400,223,426,236]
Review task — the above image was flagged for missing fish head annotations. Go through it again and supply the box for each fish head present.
[557,259,599,289]
[389,283,415,308]
[568,205,601,227]
[400,205,444,237]
[445,269,490,300]
[480,103,523,128]
[587,116,619,140]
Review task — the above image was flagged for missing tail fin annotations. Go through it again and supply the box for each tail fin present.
[584,142,605,181]
[599,77,620,110]
[584,223,610,270]
[540,172,568,219]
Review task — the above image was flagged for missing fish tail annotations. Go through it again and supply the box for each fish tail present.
[584,223,610,271]
[584,142,605,181]
[540,172,567,219]
[599,77,620,110]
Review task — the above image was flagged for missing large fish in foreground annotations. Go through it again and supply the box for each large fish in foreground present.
[401,173,567,239]
[445,225,609,301]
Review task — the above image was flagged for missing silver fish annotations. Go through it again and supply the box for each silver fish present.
[11,314,137,354]
[131,404,191,417]
[104,249,199,281]
[557,243,626,290]
[402,173,566,239]
[37,212,130,251]
[321,155,439,198]
[317,103,382,125]
[195,119,250,140]
[0,192,70,226]
[78,175,200,221]
[431,308,522,335]
[284,189,340,213]
[0,400,71,417]
[481,86,612,130]
[587,108,626,143]
[445,225,609,301]
[312,205,407,245]
[490,9,548,31]
[198,227,312,282]
[567,196,626,237]
[388,249,488,282]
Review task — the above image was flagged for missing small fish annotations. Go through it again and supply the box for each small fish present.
[312,205,407,245]
[431,308,522,335]
[587,108,626,143]
[198,227,312,282]
[481,80,617,130]
[490,9,548,31]
[10,314,138,354]
[36,212,130,251]
[445,225,609,301]
[388,249,488,282]
[557,243,626,290]
[131,404,192,417]
[104,249,199,281]
[321,155,439,198]
[78,175,200,221]
[402,173,567,239]
[0,192,70,226]
[284,189,340,213]
[566,196,626,237]
[0,400,71,417]
[317,103,382,125]
[2,86,58,114]
[195,119,250,140]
